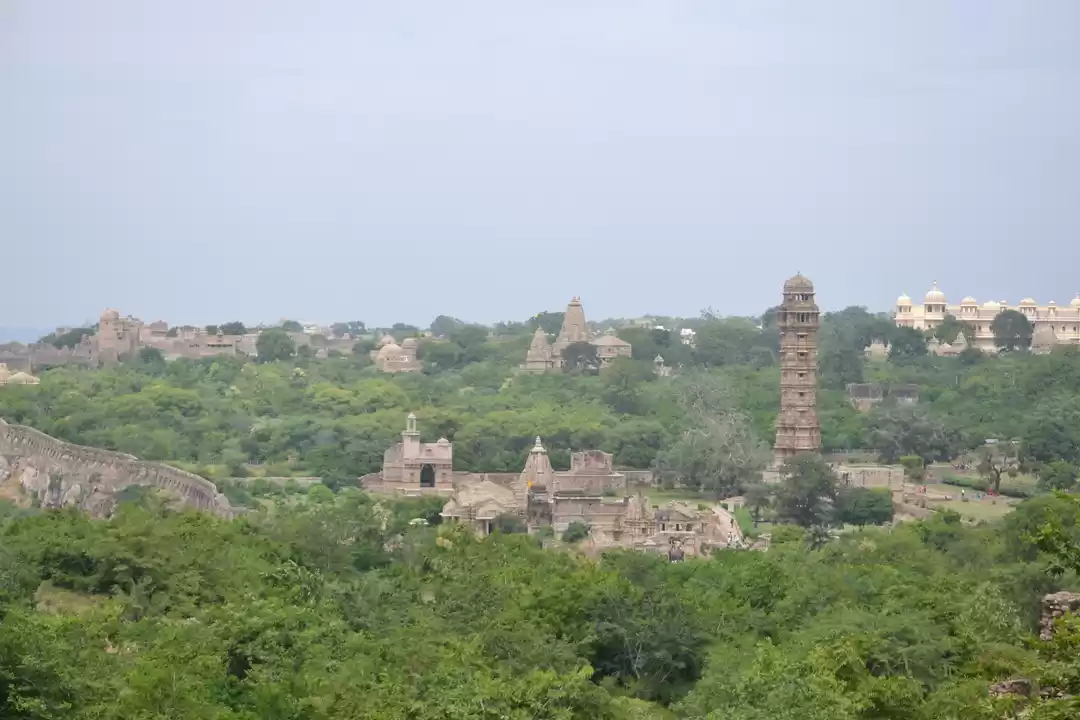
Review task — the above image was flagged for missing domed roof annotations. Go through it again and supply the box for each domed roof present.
[1019,297,1035,306]
[1072,295,1080,308]
[100,308,120,322]
[961,296,977,305]
[783,273,814,292]
[401,337,418,348]
[982,300,1000,311]
[924,281,946,304]
[897,293,912,306]
[377,342,402,358]
[1048,300,1057,306]
[377,334,396,347]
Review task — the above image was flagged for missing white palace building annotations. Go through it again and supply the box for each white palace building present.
[894,282,1080,353]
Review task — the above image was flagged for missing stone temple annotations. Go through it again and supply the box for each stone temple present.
[523,297,632,372]
[774,273,821,464]
[362,414,744,556]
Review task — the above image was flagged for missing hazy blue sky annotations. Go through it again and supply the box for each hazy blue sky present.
[3,1,1078,330]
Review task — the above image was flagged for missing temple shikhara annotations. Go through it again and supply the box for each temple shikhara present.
[894,282,1080,353]
[523,297,632,372]
[773,274,821,464]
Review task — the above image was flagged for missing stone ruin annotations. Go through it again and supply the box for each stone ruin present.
[0,418,233,518]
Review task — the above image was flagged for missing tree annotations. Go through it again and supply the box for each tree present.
[41,326,95,349]
[280,320,304,333]
[562,521,590,543]
[775,454,839,527]
[530,311,564,336]
[836,487,894,526]
[562,341,600,374]
[694,317,777,367]
[933,314,974,345]
[419,340,464,372]
[742,483,772,528]
[219,321,246,336]
[1037,460,1078,492]
[817,322,864,390]
[601,358,655,414]
[977,440,1025,494]
[888,326,928,359]
[204,324,219,335]
[867,405,958,464]
[991,309,1033,351]
[138,346,165,365]
[330,320,365,337]
[899,455,926,482]
[430,315,466,338]
[491,514,527,534]
[655,373,770,498]
[256,329,296,363]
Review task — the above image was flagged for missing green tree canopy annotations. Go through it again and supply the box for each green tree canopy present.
[991,309,1033,351]
[256,328,297,363]
[775,453,840,527]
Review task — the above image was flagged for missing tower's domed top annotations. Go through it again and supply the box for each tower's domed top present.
[1071,295,1080,308]
[1020,298,1036,306]
[783,273,814,292]
[924,281,946,304]
[401,337,418,348]
[897,293,912,306]
[983,300,1001,312]
[100,308,120,322]
[961,296,977,305]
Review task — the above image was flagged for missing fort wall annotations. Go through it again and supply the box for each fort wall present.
[0,419,233,518]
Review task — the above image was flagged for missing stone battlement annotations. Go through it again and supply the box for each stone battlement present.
[0,418,233,517]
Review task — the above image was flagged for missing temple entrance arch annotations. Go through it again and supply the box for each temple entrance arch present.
[420,464,435,488]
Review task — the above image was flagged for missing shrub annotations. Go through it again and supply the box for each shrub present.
[562,521,591,544]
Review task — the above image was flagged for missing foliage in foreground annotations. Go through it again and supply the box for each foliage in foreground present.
[0,491,1078,719]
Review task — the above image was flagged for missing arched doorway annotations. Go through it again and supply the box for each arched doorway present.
[420,464,435,488]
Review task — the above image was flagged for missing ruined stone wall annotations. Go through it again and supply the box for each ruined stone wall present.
[0,419,233,518]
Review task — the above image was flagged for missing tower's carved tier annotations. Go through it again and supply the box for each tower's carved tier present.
[774,274,822,463]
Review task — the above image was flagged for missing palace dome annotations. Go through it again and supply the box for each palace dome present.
[401,337,418,349]
[924,282,946,304]
[897,293,912,306]
[100,308,120,322]
[1020,298,1036,306]
[1071,296,1080,308]
[377,334,396,347]
[982,300,1001,312]
[783,273,814,292]
[960,296,977,305]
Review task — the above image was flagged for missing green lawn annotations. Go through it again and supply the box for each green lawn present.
[934,499,1016,521]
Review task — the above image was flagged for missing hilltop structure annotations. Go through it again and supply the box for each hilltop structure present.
[362,414,738,556]
[894,283,1080,352]
[773,274,821,464]
[371,335,422,373]
[0,309,358,370]
[522,297,632,372]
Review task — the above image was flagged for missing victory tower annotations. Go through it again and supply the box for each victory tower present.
[774,274,821,464]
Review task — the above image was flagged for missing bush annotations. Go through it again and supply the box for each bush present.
[562,521,591,544]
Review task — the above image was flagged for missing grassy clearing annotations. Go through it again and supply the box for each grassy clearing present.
[933,499,1016,521]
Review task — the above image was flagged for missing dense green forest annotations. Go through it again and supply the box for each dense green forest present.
[1,490,1079,718]
[3,308,1080,491]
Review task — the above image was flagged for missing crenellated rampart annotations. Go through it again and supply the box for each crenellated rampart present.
[0,418,233,518]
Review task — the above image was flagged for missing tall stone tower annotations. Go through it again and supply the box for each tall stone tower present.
[774,273,821,465]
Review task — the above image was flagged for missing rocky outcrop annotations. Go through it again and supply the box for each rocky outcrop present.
[1040,590,1080,641]
[0,418,233,518]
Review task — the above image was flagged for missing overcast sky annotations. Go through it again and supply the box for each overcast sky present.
[2,1,1078,330]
